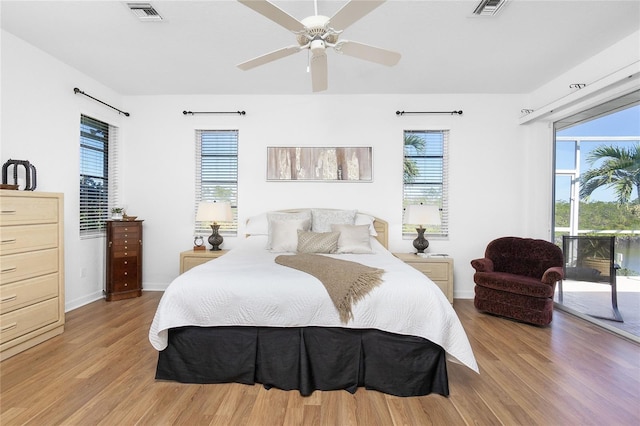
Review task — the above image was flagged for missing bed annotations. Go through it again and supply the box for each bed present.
[149,209,478,397]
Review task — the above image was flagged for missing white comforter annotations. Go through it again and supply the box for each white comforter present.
[149,236,478,373]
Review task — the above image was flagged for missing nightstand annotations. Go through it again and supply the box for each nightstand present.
[394,253,454,304]
[179,250,228,274]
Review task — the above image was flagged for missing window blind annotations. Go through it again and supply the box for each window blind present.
[79,115,118,236]
[402,130,449,237]
[195,130,238,237]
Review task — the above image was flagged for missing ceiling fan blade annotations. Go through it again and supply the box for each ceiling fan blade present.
[310,43,328,92]
[237,0,305,32]
[328,0,386,30]
[334,40,401,66]
[237,45,302,70]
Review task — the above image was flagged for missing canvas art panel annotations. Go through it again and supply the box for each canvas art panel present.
[267,147,372,181]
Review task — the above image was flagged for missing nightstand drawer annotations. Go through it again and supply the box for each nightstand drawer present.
[183,257,212,272]
[407,262,449,281]
[180,250,228,274]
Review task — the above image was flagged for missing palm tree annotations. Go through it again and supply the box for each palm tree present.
[404,133,425,183]
[580,143,640,204]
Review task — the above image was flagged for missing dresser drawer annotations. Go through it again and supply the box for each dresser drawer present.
[406,261,449,281]
[0,196,59,226]
[0,297,59,344]
[0,249,59,285]
[0,273,59,314]
[0,224,58,256]
[111,224,141,237]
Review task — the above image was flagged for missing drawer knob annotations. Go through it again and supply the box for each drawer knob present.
[1,238,17,244]
[1,267,17,274]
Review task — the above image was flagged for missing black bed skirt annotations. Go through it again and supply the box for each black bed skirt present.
[155,326,449,397]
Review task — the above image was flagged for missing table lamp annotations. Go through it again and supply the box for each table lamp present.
[196,201,232,251]
[403,204,441,253]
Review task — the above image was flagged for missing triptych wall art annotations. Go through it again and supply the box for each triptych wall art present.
[266,147,372,182]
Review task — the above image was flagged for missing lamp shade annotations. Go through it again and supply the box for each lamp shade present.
[196,201,232,223]
[403,204,441,226]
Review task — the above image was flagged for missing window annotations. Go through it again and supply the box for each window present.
[402,130,449,237]
[79,115,118,236]
[195,130,238,236]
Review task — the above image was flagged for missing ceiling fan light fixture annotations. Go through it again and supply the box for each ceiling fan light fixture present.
[473,0,508,16]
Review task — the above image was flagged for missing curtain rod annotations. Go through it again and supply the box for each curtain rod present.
[73,88,130,117]
[396,110,463,116]
[183,110,246,116]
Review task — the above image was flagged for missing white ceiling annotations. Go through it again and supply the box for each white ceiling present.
[2,0,639,96]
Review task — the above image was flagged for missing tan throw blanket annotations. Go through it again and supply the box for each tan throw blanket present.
[275,253,384,323]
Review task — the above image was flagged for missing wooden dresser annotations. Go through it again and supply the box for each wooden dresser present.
[0,190,65,360]
[105,220,143,301]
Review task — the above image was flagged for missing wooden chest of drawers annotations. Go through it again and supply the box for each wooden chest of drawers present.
[105,220,143,301]
[0,190,65,360]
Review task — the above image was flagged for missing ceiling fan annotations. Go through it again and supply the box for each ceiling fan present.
[237,0,401,92]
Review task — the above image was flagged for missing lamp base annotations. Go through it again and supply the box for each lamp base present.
[208,223,224,251]
[413,227,429,253]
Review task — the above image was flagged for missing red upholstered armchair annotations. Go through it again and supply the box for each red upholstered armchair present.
[471,237,564,326]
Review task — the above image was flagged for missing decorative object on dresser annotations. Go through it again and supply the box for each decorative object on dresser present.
[1,159,37,191]
[180,249,228,274]
[110,207,124,220]
[105,220,143,301]
[0,190,64,360]
[402,203,441,253]
[394,253,454,304]
[196,201,232,251]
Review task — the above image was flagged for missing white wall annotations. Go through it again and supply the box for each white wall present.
[1,30,126,309]
[5,26,635,311]
[122,93,529,298]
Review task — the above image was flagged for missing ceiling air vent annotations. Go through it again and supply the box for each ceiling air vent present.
[473,0,508,16]
[127,3,163,22]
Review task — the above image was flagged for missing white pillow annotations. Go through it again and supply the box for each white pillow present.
[268,218,311,252]
[311,209,356,232]
[354,213,378,236]
[331,224,374,254]
[245,213,268,235]
[265,210,311,244]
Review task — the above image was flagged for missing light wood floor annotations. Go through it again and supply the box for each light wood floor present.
[1,292,639,425]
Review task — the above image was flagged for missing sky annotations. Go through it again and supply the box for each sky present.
[555,104,639,203]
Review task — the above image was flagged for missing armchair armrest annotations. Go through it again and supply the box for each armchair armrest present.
[471,258,494,273]
[541,266,564,285]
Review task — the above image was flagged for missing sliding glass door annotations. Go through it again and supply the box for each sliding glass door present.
[553,91,640,340]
